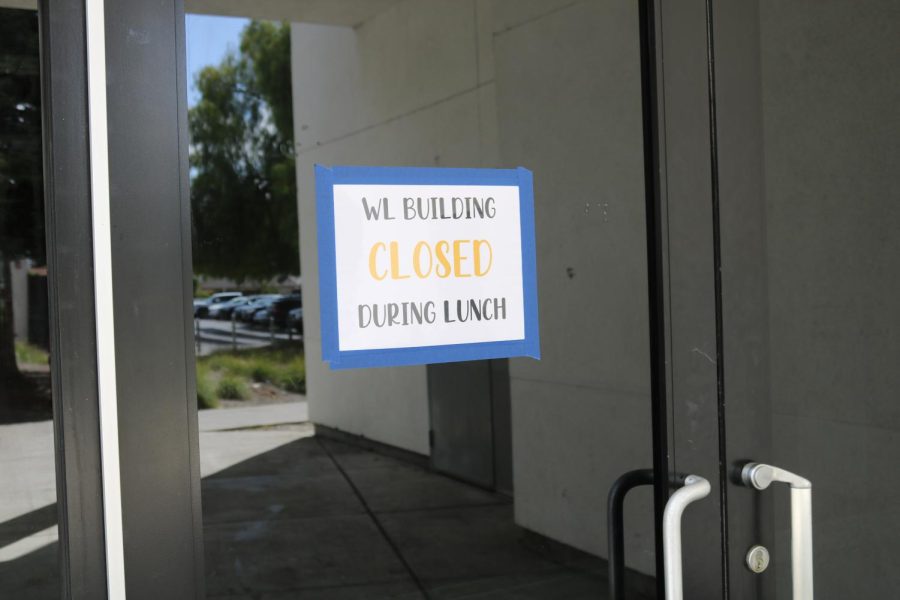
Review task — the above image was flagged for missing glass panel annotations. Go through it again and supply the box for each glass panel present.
[0,8,60,598]
[187,2,657,598]
[746,1,899,596]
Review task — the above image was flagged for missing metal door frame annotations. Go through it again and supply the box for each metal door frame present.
[652,0,787,598]
[39,1,108,596]
[38,0,205,598]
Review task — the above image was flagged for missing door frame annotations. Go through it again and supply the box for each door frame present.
[38,0,205,598]
[654,0,785,598]
[39,1,108,596]
[655,0,730,592]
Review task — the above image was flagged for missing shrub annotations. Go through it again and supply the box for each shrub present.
[207,354,247,375]
[15,341,49,366]
[216,376,249,400]
[249,361,277,383]
[196,365,218,409]
[196,343,306,406]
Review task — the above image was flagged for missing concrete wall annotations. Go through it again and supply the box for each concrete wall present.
[293,0,653,572]
[291,0,498,456]
[490,0,653,569]
[10,259,30,341]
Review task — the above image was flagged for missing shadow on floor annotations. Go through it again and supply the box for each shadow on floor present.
[202,435,620,600]
[0,504,59,600]
[0,433,655,599]
[0,372,53,425]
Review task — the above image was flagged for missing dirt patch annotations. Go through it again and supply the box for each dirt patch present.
[218,381,304,408]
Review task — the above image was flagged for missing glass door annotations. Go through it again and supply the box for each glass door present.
[22,0,689,597]
[186,2,666,598]
[716,1,900,598]
[662,0,900,597]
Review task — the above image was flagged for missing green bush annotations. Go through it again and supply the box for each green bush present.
[216,376,249,400]
[207,354,247,375]
[15,341,49,366]
[195,343,306,407]
[196,365,218,409]
[249,361,278,383]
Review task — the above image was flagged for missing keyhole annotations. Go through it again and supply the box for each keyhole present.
[745,545,770,574]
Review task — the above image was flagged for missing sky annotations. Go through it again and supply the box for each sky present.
[185,14,249,107]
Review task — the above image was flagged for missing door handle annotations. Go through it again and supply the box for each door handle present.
[663,474,711,600]
[608,469,654,600]
[741,463,813,600]
[607,470,689,600]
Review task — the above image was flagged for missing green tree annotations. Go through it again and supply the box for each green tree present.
[189,21,298,283]
[0,9,44,387]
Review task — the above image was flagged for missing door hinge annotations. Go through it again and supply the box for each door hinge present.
[428,429,435,449]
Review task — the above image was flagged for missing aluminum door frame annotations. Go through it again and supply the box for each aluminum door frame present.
[39,1,108,596]
[653,1,785,598]
[652,0,738,597]
[39,0,205,598]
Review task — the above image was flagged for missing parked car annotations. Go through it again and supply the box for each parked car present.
[235,295,280,323]
[269,294,302,329]
[252,306,273,327]
[208,295,267,320]
[193,292,242,318]
[207,295,248,319]
[287,307,303,334]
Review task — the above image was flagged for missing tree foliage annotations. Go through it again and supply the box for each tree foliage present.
[0,9,44,263]
[0,9,43,385]
[189,21,298,282]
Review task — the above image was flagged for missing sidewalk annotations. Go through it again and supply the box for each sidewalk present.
[199,401,309,432]
[200,404,615,599]
[2,401,629,599]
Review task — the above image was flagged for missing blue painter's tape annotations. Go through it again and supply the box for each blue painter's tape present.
[315,164,540,370]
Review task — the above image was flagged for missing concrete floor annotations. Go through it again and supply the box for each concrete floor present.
[0,419,58,600]
[1,402,639,599]
[202,433,612,599]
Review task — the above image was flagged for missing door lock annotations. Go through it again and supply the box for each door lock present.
[746,544,770,574]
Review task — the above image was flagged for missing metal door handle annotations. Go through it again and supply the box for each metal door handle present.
[663,474,711,600]
[607,470,689,600]
[608,469,654,600]
[741,463,813,600]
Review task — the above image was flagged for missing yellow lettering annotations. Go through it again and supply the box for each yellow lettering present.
[453,240,471,277]
[389,241,410,279]
[435,241,451,278]
[413,241,433,278]
[369,242,387,280]
[473,240,493,276]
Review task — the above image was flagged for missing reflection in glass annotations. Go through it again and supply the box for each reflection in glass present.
[0,8,59,599]
[189,3,655,598]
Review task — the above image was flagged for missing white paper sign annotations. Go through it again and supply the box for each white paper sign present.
[316,166,539,369]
